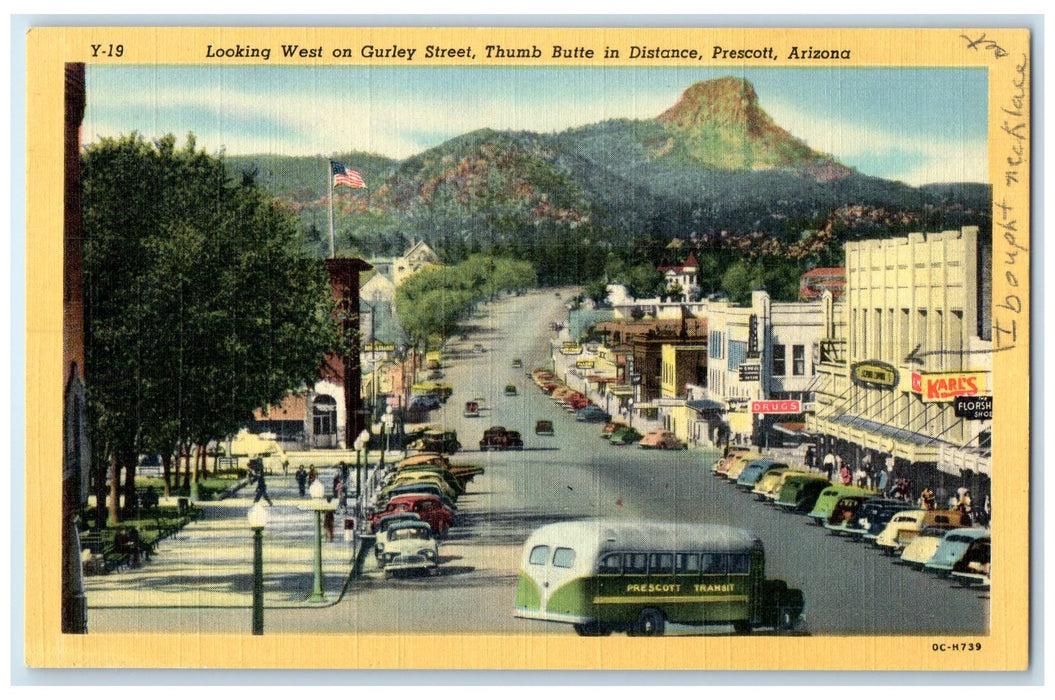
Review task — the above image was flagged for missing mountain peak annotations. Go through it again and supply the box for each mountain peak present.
[655,77,845,174]
[657,77,762,132]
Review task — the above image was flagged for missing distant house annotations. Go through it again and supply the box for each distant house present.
[393,239,439,287]
[360,271,407,347]
[657,252,700,302]
[799,266,846,301]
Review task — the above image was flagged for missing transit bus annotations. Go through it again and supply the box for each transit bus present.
[425,350,442,369]
[514,519,805,636]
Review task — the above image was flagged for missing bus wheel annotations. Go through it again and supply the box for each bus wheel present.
[778,608,796,631]
[732,620,752,634]
[573,622,611,637]
[631,608,665,637]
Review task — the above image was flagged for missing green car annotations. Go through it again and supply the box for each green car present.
[609,426,643,446]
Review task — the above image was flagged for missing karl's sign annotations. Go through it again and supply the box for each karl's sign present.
[576,359,595,369]
[850,361,898,389]
[911,371,987,403]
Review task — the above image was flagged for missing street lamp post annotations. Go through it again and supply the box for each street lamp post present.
[247,502,268,635]
[353,428,370,509]
[300,478,334,603]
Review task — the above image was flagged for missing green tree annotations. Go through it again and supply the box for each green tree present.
[82,133,335,521]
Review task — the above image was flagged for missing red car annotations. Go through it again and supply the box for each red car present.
[369,495,454,538]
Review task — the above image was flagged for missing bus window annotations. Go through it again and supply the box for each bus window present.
[701,553,726,574]
[728,553,750,574]
[624,552,647,574]
[598,553,622,574]
[529,545,550,566]
[552,547,576,568]
[675,553,700,574]
[649,552,674,575]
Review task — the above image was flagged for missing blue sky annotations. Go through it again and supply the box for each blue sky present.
[84,65,988,186]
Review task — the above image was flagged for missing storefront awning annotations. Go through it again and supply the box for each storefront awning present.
[687,399,725,414]
[608,385,633,397]
[828,414,943,448]
[773,421,809,437]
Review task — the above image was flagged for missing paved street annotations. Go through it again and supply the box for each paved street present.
[86,288,988,636]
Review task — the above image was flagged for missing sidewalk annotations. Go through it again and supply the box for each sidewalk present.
[83,466,369,610]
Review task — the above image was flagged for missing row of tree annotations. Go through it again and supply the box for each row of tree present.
[394,254,536,349]
[82,134,337,523]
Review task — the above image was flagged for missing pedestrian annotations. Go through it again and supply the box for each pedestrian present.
[804,445,816,470]
[323,510,335,542]
[333,472,345,512]
[283,459,289,477]
[823,452,836,481]
[295,465,307,497]
[920,487,936,510]
[308,464,317,486]
[253,467,273,506]
[876,467,889,496]
[839,461,852,486]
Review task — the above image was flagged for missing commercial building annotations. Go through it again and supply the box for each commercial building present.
[805,226,992,503]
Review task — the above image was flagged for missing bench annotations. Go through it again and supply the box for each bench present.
[79,532,130,574]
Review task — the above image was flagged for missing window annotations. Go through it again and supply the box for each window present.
[648,553,674,575]
[728,340,746,371]
[598,553,622,574]
[623,552,648,574]
[793,345,805,376]
[772,344,786,376]
[701,553,725,574]
[528,545,550,566]
[675,553,700,574]
[552,547,576,569]
[728,553,750,574]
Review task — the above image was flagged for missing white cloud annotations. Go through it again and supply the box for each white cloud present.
[764,100,988,186]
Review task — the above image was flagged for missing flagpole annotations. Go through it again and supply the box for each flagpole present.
[328,160,335,258]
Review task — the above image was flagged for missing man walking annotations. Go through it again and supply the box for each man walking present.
[295,465,308,497]
[253,463,274,506]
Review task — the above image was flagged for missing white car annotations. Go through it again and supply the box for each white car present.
[376,522,439,578]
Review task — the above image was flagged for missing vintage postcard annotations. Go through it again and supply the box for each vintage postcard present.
[23,23,1032,672]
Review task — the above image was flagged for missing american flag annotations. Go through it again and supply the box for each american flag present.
[331,161,366,189]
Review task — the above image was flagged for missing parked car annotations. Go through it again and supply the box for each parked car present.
[535,420,554,436]
[950,536,990,587]
[601,421,629,439]
[823,494,872,533]
[900,527,958,569]
[376,521,439,578]
[464,401,480,418]
[376,483,457,513]
[735,459,788,490]
[512,358,523,368]
[408,394,442,411]
[576,406,612,423]
[874,508,971,554]
[638,429,686,450]
[774,474,831,512]
[505,384,518,396]
[609,426,644,446]
[368,495,454,538]
[717,449,762,477]
[479,426,524,451]
[410,381,453,401]
[925,528,990,575]
[807,485,877,526]
[835,497,916,539]
[370,511,424,536]
[407,429,461,454]
[426,369,444,381]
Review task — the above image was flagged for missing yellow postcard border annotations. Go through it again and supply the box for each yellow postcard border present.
[24,25,1031,671]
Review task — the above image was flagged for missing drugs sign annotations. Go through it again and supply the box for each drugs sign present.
[751,400,802,414]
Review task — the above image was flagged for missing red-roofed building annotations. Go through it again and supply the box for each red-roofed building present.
[799,267,846,301]
[657,251,700,302]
